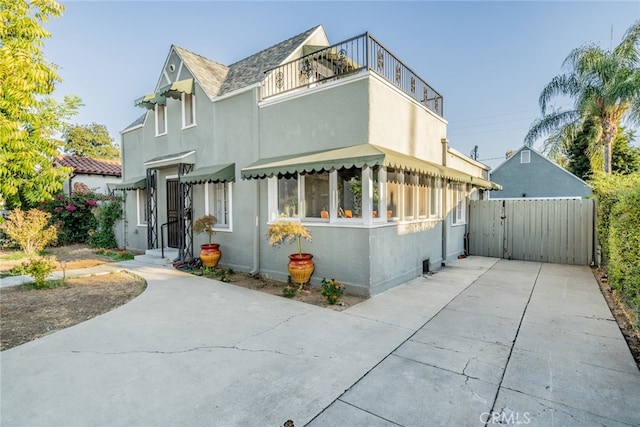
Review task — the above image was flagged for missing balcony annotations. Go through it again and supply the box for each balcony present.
[262,33,443,117]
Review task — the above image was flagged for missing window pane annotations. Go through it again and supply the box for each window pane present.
[403,172,415,220]
[278,176,298,218]
[430,177,438,217]
[372,166,380,218]
[156,105,166,134]
[184,93,194,126]
[418,175,428,218]
[304,172,329,218]
[138,189,148,225]
[337,167,361,218]
[208,182,228,226]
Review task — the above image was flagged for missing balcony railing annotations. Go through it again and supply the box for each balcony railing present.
[262,33,443,117]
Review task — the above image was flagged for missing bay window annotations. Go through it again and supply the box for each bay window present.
[267,166,444,225]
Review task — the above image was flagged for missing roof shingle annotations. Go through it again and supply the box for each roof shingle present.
[57,155,122,177]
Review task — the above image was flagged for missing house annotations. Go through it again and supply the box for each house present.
[56,155,122,195]
[489,146,592,199]
[115,25,500,296]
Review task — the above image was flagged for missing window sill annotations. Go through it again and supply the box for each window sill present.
[452,222,467,227]
[155,132,167,137]
[181,123,197,130]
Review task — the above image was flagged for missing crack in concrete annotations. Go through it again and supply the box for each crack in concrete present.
[237,309,316,345]
[71,344,302,357]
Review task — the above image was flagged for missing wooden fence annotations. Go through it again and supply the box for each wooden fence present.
[468,199,596,265]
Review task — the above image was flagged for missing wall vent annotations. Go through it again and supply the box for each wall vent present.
[422,259,430,274]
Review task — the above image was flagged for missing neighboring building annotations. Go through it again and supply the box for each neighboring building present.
[115,25,500,296]
[56,155,122,195]
[490,146,592,199]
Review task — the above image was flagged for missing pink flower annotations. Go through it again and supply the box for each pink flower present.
[65,205,76,211]
[84,199,97,207]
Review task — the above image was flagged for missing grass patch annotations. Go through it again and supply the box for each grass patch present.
[95,249,135,261]
[0,251,29,261]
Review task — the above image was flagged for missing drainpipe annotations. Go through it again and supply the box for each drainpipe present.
[441,138,448,266]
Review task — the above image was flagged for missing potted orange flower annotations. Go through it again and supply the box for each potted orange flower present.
[194,215,221,267]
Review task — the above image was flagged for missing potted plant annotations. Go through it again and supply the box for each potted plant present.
[193,214,221,267]
[266,221,314,286]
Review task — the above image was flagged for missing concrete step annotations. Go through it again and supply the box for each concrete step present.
[134,248,179,266]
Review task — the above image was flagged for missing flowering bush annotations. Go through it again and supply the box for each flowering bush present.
[40,192,112,245]
[321,278,345,305]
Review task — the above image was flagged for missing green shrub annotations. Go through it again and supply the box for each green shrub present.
[590,172,640,266]
[282,286,296,298]
[15,257,57,289]
[321,278,345,305]
[591,172,640,326]
[0,209,58,255]
[607,186,640,324]
[88,198,122,249]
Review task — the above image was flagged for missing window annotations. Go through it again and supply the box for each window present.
[520,150,530,164]
[182,93,196,128]
[403,172,416,220]
[418,175,429,219]
[266,167,442,225]
[278,175,298,218]
[429,176,441,218]
[337,167,361,219]
[205,182,231,229]
[452,183,466,225]
[136,189,148,226]
[155,104,167,135]
[303,172,329,219]
[386,169,400,221]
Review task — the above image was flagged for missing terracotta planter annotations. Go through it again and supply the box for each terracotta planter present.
[200,243,221,268]
[288,253,314,285]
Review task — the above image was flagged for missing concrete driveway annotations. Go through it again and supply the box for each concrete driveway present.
[1,257,638,426]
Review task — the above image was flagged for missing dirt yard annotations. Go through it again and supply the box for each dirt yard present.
[0,245,366,351]
[1,271,146,350]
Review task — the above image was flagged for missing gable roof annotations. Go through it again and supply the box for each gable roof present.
[173,46,229,99]
[172,25,322,99]
[57,155,122,177]
[490,145,590,187]
[218,25,321,96]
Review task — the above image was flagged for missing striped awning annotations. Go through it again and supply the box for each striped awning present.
[110,176,146,191]
[241,144,501,190]
[159,78,194,99]
[134,92,166,109]
[182,164,235,184]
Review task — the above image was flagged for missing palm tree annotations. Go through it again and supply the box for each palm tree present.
[525,20,640,173]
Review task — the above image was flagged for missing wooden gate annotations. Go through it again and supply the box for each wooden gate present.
[468,199,596,265]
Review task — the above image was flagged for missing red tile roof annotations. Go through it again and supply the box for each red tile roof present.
[57,155,121,177]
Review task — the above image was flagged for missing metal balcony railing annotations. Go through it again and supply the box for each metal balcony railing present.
[262,33,443,117]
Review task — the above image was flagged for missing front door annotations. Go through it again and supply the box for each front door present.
[166,179,180,248]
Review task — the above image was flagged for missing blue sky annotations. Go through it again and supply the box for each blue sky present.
[45,1,639,169]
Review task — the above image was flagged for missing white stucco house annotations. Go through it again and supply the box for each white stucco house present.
[57,155,121,195]
[115,25,500,296]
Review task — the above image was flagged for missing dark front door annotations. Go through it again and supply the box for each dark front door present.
[166,179,180,248]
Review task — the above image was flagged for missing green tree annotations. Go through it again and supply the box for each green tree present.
[0,0,80,209]
[63,123,120,160]
[565,124,640,180]
[525,20,640,173]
